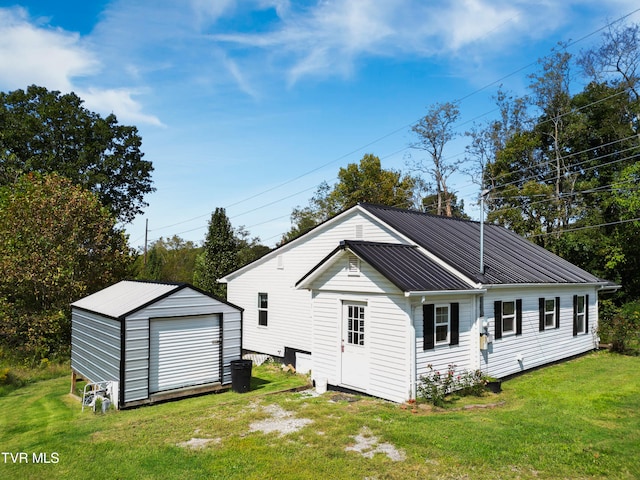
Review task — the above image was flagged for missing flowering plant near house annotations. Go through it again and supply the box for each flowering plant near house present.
[417,364,489,406]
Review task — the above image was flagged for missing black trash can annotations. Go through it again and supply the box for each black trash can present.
[230,359,253,393]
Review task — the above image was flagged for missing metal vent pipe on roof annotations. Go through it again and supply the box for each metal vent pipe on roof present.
[479,189,490,275]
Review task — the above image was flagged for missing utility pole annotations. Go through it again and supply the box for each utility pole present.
[144,218,148,266]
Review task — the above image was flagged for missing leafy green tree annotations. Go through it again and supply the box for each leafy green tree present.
[135,236,202,283]
[483,27,640,301]
[282,154,417,243]
[235,226,271,267]
[0,85,154,223]
[0,173,131,361]
[193,208,238,297]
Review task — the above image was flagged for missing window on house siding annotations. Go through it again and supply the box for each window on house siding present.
[502,301,516,333]
[258,293,268,327]
[277,254,284,269]
[423,303,459,349]
[435,305,450,345]
[494,299,522,339]
[539,297,560,331]
[544,299,556,328]
[573,295,589,336]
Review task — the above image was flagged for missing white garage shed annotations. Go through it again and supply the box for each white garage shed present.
[71,280,243,408]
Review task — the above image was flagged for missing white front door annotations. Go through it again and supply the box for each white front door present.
[340,302,369,391]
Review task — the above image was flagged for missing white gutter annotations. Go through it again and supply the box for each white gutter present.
[482,281,613,290]
[404,289,487,298]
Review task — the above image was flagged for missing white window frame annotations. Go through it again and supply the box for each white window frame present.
[345,303,365,346]
[258,292,268,327]
[544,298,557,328]
[576,295,586,334]
[502,300,516,335]
[434,304,450,345]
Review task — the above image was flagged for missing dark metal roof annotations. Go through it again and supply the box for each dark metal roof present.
[341,241,472,292]
[360,203,603,285]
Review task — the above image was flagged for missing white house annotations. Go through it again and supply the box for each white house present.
[221,203,617,403]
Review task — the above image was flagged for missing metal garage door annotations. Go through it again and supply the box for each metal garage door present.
[149,315,221,393]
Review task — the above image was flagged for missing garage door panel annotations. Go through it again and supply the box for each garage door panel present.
[149,315,221,393]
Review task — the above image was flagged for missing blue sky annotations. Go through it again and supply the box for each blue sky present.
[1,1,639,248]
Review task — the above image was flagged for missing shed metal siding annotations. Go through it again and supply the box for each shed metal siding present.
[72,282,242,406]
[71,309,121,384]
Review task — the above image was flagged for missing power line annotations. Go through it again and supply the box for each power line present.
[143,7,640,245]
[530,217,640,237]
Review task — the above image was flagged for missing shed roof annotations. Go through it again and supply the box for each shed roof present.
[359,203,605,285]
[71,281,180,319]
[71,281,242,319]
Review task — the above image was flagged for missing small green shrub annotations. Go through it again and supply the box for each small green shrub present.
[417,364,489,407]
[599,300,640,354]
[458,369,488,397]
[417,364,457,407]
[0,367,11,384]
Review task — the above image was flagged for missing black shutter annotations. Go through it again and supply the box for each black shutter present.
[494,301,502,340]
[539,298,545,331]
[573,295,578,336]
[516,299,523,336]
[450,303,459,346]
[555,297,561,329]
[585,294,589,334]
[423,304,435,350]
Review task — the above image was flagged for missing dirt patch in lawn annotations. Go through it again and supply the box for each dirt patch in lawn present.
[346,426,406,461]
[249,403,313,436]
[177,437,221,449]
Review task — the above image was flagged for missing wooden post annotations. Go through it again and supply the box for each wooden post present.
[70,370,77,394]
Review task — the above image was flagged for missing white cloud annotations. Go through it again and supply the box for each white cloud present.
[0,6,162,127]
[80,87,165,127]
[209,0,614,84]
[0,7,99,91]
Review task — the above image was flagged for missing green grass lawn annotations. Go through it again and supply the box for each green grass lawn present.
[1,352,639,479]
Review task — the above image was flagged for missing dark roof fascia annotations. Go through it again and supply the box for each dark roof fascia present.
[297,240,475,293]
[295,244,345,288]
[71,281,243,321]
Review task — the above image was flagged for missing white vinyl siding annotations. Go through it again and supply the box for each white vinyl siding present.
[415,296,474,381]
[482,286,598,379]
[308,258,410,403]
[227,210,407,357]
[312,291,410,404]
